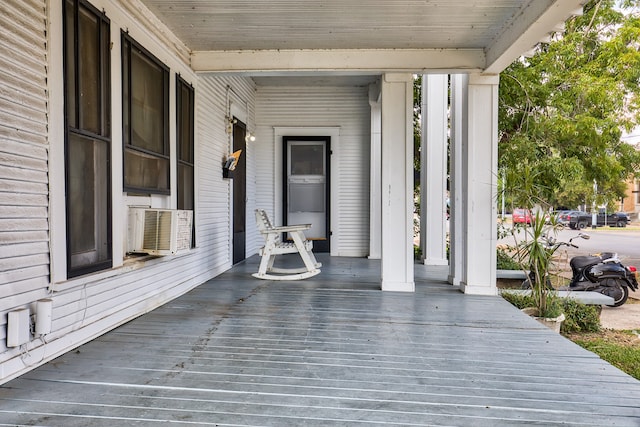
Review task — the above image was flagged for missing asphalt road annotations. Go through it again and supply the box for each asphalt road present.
[556,227,640,267]
[500,225,640,269]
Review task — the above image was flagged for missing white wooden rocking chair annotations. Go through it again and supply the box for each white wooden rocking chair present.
[253,209,322,280]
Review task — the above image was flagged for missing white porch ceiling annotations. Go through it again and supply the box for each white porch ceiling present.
[138,0,585,75]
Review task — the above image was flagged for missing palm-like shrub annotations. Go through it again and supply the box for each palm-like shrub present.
[512,211,563,318]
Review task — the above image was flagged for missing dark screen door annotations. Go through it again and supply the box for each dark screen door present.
[283,136,330,252]
[233,119,246,264]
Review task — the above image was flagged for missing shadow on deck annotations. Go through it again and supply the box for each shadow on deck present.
[1,254,639,426]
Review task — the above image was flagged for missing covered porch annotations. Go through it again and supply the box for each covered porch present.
[2,255,638,426]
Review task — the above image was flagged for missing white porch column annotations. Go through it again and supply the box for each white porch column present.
[448,74,467,286]
[369,81,382,260]
[420,74,448,267]
[380,73,414,292]
[460,74,499,295]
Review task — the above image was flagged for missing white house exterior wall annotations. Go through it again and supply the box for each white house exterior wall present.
[0,0,256,384]
[253,85,371,257]
[0,0,49,352]
[197,75,257,268]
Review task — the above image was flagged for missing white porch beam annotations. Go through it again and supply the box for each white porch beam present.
[191,49,485,74]
[459,74,499,296]
[380,73,414,292]
[484,0,585,74]
[420,75,448,267]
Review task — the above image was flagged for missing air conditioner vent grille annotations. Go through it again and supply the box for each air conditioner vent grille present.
[143,210,173,251]
[129,209,193,255]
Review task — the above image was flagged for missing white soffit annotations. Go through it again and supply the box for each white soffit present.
[137,0,586,74]
[484,1,586,74]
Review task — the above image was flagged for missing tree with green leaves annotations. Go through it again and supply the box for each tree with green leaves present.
[499,0,640,211]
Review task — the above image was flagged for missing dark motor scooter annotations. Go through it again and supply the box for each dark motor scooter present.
[523,233,639,307]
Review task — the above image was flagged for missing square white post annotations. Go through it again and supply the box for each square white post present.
[448,74,467,286]
[380,73,414,292]
[460,74,499,295]
[369,81,382,260]
[420,74,448,266]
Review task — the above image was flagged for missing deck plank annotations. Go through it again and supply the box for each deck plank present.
[1,254,639,426]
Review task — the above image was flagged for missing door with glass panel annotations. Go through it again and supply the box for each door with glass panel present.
[283,136,330,252]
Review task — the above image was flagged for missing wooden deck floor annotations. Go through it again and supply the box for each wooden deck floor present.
[1,255,639,426]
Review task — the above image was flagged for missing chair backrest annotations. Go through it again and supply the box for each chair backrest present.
[255,209,274,233]
[255,209,283,244]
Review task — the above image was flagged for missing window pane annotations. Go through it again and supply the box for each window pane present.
[176,77,195,247]
[289,183,325,212]
[68,133,110,268]
[178,163,194,210]
[122,34,170,194]
[78,7,101,134]
[124,148,169,191]
[101,20,111,137]
[178,83,193,162]
[291,144,325,175]
[123,41,130,143]
[130,48,166,154]
[64,0,76,128]
[65,0,111,277]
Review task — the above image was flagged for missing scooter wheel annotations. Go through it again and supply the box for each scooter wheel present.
[600,279,629,307]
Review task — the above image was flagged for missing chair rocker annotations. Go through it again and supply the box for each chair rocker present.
[253,209,322,280]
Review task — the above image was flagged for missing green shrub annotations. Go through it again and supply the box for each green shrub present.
[560,298,601,333]
[501,291,534,309]
[501,292,601,333]
[497,248,520,270]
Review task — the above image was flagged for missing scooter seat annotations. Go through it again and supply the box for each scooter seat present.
[599,252,616,261]
[570,255,602,269]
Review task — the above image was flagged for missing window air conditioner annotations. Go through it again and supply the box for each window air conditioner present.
[129,208,193,256]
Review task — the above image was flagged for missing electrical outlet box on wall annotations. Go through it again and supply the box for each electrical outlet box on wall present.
[7,308,30,347]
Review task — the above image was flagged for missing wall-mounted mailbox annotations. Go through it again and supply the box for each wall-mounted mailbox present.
[223,149,242,179]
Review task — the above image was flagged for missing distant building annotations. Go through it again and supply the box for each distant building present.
[623,179,640,220]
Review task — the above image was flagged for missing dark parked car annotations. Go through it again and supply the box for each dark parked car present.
[568,211,630,229]
[563,211,587,228]
[599,211,631,227]
[549,210,574,225]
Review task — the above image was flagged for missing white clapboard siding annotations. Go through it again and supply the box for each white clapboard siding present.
[193,74,256,269]
[250,126,276,255]
[254,85,371,256]
[0,0,255,382]
[44,17,248,350]
[0,69,254,363]
[197,75,257,263]
[0,0,50,352]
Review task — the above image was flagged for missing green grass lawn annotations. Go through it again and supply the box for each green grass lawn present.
[567,330,640,380]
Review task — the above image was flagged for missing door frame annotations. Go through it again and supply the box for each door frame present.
[274,127,339,256]
[283,135,331,253]
[232,118,247,264]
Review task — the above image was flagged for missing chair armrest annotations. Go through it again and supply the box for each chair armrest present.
[266,224,312,233]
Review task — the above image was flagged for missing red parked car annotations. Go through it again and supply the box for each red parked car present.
[512,208,532,224]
